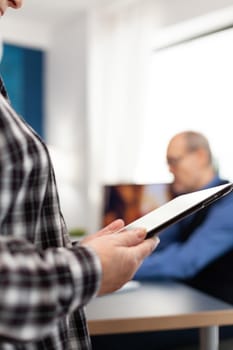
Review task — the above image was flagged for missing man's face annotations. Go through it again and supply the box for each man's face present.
[0,0,22,17]
[166,136,202,194]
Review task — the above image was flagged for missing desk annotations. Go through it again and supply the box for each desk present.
[86,281,233,350]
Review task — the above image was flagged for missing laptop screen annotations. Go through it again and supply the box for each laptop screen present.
[102,183,173,227]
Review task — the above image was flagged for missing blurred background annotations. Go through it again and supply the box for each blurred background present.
[1,0,233,234]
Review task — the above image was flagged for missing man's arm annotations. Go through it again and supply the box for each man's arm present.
[0,236,101,342]
[0,222,158,343]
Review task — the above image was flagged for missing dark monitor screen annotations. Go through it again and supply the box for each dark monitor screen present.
[102,183,173,227]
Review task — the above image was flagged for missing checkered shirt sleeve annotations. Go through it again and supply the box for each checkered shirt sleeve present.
[0,85,101,349]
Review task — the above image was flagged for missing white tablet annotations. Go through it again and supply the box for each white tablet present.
[118,183,233,239]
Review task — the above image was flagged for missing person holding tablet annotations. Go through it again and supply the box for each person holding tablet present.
[0,1,160,349]
[134,130,233,304]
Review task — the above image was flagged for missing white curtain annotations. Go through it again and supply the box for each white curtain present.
[87,0,163,232]
[88,0,163,183]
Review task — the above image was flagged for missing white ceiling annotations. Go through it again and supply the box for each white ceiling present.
[2,0,130,48]
[6,0,114,25]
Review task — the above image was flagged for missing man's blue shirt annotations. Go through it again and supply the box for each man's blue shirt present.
[134,176,233,281]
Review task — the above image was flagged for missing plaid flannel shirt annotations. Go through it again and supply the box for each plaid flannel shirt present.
[0,78,101,349]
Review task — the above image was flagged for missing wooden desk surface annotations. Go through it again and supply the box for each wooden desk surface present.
[86,281,233,335]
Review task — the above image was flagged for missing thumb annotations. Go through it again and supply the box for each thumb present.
[94,219,125,238]
[102,219,125,234]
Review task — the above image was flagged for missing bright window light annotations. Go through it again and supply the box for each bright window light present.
[138,27,233,182]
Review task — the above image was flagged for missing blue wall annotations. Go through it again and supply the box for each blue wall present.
[0,43,44,138]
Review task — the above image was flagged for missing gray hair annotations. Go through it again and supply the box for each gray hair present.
[181,131,213,166]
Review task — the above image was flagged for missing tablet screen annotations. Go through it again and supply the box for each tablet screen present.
[120,183,233,239]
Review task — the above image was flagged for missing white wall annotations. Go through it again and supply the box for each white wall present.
[45,13,90,231]
[0,16,51,49]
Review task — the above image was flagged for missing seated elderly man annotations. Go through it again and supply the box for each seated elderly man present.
[134,130,233,304]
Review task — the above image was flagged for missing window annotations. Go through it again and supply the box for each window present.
[141,27,233,181]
